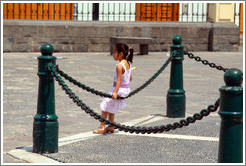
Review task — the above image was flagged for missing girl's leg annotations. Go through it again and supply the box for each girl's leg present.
[100,111,108,127]
[106,113,115,133]
[108,113,115,122]
[93,111,108,134]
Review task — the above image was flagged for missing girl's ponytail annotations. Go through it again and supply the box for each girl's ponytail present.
[115,43,134,63]
[127,48,134,63]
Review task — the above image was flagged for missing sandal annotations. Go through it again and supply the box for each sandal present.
[93,125,106,134]
[105,126,115,133]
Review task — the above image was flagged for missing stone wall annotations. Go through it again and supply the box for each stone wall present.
[3,20,240,52]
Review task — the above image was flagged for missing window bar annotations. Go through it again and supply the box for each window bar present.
[104,3,107,21]
[204,3,207,22]
[108,3,110,21]
[129,3,131,21]
[187,3,189,21]
[129,3,132,21]
[113,3,115,21]
[123,3,125,21]
[187,3,189,22]
[180,4,183,22]
[81,3,83,21]
[80,3,84,21]
[118,3,120,21]
[197,3,199,22]
[203,3,205,22]
[191,3,193,22]
[84,3,86,21]
[87,3,89,21]
[127,3,128,21]
[206,3,208,22]
[85,3,87,21]
[102,3,104,21]
[101,3,103,21]
[202,3,204,22]
[126,3,128,21]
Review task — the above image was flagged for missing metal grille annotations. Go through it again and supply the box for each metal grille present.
[234,3,241,27]
[74,3,136,21]
[179,3,208,22]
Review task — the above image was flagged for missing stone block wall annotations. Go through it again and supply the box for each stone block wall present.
[3,20,240,52]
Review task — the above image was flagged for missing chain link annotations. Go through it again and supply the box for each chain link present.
[54,55,173,100]
[49,64,220,134]
[184,51,228,72]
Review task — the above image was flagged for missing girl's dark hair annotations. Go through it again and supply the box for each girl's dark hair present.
[115,43,134,63]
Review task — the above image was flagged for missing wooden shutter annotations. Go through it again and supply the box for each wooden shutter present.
[3,3,74,20]
[136,3,179,21]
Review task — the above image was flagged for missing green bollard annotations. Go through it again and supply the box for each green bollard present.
[218,68,243,163]
[166,36,186,118]
[33,44,58,154]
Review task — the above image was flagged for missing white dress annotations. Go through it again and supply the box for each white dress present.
[100,62,132,114]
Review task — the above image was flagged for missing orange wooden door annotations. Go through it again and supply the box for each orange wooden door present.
[240,3,243,35]
[3,3,74,20]
[136,3,179,21]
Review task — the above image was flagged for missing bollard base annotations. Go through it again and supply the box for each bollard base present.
[166,93,185,118]
[33,121,59,154]
[218,118,243,163]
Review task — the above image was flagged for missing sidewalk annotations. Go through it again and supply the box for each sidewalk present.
[2,48,243,164]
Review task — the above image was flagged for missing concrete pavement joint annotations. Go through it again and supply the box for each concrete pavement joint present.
[116,132,219,142]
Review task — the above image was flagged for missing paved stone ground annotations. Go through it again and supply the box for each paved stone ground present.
[2,47,243,163]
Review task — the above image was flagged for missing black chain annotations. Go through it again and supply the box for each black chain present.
[55,56,172,100]
[49,64,220,134]
[184,51,228,72]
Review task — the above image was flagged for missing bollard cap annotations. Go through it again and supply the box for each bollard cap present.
[40,44,54,56]
[224,68,243,86]
[172,36,182,45]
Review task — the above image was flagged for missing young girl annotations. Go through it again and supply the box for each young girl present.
[93,43,134,134]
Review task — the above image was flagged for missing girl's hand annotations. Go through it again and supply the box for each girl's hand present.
[112,92,117,99]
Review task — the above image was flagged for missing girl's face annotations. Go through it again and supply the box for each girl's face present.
[113,47,124,61]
